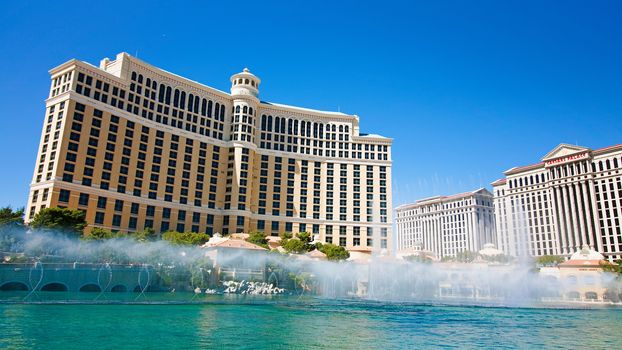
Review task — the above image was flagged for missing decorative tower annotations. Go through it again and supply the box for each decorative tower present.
[229,68,260,143]
[223,68,261,233]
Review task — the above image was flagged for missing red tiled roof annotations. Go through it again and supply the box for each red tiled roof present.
[208,239,267,250]
[305,249,327,259]
[559,259,611,268]
[595,143,622,151]
[491,178,507,186]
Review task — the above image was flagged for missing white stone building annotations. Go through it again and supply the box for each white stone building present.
[492,143,622,261]
[25,52,393,253]
[395,188,496,259]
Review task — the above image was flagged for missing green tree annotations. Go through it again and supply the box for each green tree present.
[282,238,307,254]
[133,227,157,242]
[296,232,312,244]
[246,230,269,249]
[29,207,87,236]
[535,255,565,267]
[600,260,622,274]
[162,231,210,245]
[455,251,479,263]
[83,227,118,240]
[0,206,24,226]
[317,243,350,261]
[404,254,433,264]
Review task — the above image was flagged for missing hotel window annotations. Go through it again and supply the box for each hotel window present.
[59,189,70,202]
[94,212,105,225]
[78,193,89,206]
[112,215,121,227]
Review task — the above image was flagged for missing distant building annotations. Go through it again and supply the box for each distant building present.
[539,245,616,303]
[492,143,622,261]
[395,188,496,259]
[25,52,393,253]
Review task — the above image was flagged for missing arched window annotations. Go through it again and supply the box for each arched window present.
[339,125,344,133]
[280,118,285,133]
[146,78,151,86]
[249,107,253,115]
[194,96,199,113]
[131,72,137,81]
[138,74,143,84]
[158,85,165,102]
[606,159,611,170]
[188,94,194,112]
[275,117,281,133]
[599,161,603,171]
[294,120,298,134]
[614,158,619,168]
[235,105,240,113]
[220,106,225,121]
[165,86,172,104]
[207,101,213,117]
[152,80,157,89]
[173,89,180,107]
[313,123,318,138]
[345,125,349,133]
[301,121,306,135]
[319,124,324,138]
[215,103,220,118]
[541,174,545,183]
[245,79,249,84]
[180,91,186,108]
[201,99,207,116]
[261,115,267,131]
[306,122,311,137]
[288,119,293,134]
[243,106,248,114]
[267,115,273,131]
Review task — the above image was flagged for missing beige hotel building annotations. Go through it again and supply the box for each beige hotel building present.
[395,188,496,259]
[25,52,393,252]
[493,143,622,261]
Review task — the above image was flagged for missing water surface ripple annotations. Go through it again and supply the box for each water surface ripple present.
[1,296,620,349]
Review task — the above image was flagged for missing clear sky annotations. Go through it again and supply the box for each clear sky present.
[0,0,620,209]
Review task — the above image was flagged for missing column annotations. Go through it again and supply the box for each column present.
[568,184,582,248]
[561,185,575,252]
[574,183,588,248]
[581,181,595,249]
[554,187,568,255]
[588,179,604,253]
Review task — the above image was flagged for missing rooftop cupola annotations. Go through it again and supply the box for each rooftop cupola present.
[230,68,260,99]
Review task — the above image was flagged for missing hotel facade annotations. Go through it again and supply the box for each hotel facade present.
[395,188,496,259]
[492,143,622,261]
[25,52,393,252]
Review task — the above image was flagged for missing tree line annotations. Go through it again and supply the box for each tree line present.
[1,206,349,260]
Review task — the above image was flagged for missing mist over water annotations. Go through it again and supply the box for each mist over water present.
[1,228,621,308]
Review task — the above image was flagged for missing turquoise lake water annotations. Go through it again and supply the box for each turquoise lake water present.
[1,295,621,349]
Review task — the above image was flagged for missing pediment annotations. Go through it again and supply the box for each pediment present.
[541,144,591,161]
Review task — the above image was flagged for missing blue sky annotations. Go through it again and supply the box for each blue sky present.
[0,0,620,208]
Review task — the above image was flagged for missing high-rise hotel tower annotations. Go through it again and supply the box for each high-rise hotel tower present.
[26,53,393,252]
[493,143,622,261]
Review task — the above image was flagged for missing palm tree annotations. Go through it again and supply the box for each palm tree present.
[0,206,24,226]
